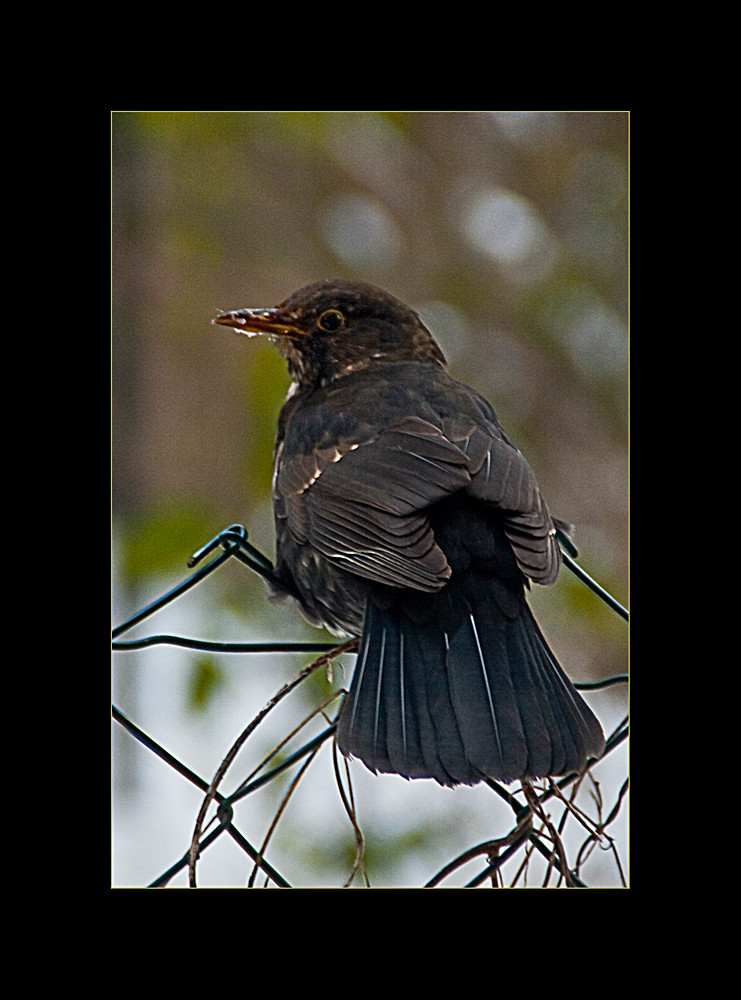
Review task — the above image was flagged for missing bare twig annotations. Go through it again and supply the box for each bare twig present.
[187,639,356,886]
[332,739,369,887]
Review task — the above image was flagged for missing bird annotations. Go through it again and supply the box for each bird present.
[214,279,605,787]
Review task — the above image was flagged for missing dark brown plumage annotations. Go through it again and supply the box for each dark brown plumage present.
[215,279,605,786]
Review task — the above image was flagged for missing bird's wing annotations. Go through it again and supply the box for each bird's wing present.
[275,416,471,591]
[443,417,561,585]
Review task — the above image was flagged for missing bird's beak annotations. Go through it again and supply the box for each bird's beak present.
[213,307,304,340]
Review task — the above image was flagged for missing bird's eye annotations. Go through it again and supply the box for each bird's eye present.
[317,309,345,332]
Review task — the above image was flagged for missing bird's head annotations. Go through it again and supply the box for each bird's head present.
[214,279,446,386]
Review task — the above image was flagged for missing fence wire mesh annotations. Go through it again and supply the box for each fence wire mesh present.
[112,524,628,889]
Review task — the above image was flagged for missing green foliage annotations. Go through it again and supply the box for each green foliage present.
[188,656,225,711]
[240,340,290,501]
[118,499,218,580]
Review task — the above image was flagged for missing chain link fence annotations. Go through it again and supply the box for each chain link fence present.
[112,525,628,888]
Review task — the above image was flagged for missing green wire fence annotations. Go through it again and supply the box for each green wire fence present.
[112,524,628,888]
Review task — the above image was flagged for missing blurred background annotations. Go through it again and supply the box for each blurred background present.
[112,111,629,888]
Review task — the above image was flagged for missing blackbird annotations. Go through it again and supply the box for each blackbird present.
[215,279,605,786]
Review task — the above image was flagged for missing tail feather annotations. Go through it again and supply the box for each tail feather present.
[519,610,605,772]
[510,613,574,777]
[444,611,527,782]
[410,625,476,784]
[337,590,605,787]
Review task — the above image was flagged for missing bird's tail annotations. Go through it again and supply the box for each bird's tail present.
[336,590,605,787]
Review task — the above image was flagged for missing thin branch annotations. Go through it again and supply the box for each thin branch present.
[332,739,369,888]
[187,639,356,886]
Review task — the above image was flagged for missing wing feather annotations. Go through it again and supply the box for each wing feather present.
[276,417,470,591]
[444,419,561,584]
